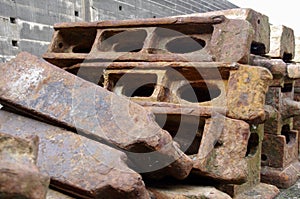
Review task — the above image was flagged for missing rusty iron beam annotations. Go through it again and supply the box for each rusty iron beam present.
[53,15,225,29]
[102,64,271,124]
[0,110,150,199]
[177,8,270,55]
[44,16,254,67]
[0,132,50,199]
[0,52,193,180]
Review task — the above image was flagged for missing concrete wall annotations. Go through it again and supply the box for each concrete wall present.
[0,0,238,62]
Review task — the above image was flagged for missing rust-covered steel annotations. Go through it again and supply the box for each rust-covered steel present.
[0,132,50,199]
[43,15,254,68]
[148,184,232,199]
[234,183,279,199]
[261,131,299,168]
[267,25,295,61]
[261,160,300,189]
[192,114,251,183]
[226,65,272,123]
[215,123,264,197]
[0,52,193,180]
[0,110,150,199]
[181,8,270,55]
[102,63,271,124]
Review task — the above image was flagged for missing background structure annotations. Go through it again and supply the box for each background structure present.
[0,0,237,62]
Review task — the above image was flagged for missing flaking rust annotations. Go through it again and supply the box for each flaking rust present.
[0,132,50,199]
[192,114,251,183]
[0,52,193,180]
[0,110,150,199]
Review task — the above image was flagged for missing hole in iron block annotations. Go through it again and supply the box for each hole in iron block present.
[213,140,223,148]
[99,29,147,53]
[119,5,122,11]
[107,73,157,98]
[261,154,267,161]
[281,125,296,145]
[283,52,293,62]
[52,29,97,53]
[75,11,79,17]
[251,42,266,55]
[178,82,221,103]
[155,114,204,155]
[166,37,206,54]
[246,133,259,157]
[281,83,293,93]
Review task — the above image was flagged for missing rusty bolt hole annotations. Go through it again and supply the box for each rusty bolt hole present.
[58,43,63,48]
[261,154,268,161]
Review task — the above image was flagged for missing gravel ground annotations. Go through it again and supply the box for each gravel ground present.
[276,180,300,199]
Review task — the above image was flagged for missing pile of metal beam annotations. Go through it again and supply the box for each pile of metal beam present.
[1,8,300,199]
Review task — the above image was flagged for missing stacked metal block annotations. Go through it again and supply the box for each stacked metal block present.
[1,7,300,199]
[41,8,286,198]
[250,25,300,189]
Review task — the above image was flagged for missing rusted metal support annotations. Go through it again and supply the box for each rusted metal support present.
[0,132,50,199]
[192,114,251,183]
[102,63,271,124]
[0,110,150,199]
[267,25,295,61]
[216,123,265,197]
[43,15,254,68]
[261,160,300,189]
[0,52,193,180]
[262,130,299,168]
[181,8,271,55]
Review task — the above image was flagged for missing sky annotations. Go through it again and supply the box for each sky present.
[229,0,300,36]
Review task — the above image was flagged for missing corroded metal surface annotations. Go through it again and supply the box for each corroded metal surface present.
[103,64,271,124]
[249,55,287,78]
[182,8,270,55]
[216,124,264,197]
[192,114,250,183]
[0,132,50,199]
[267,25,295,61]
[148,185,231,199]
[261,131,299,168]
[227,65,272,123]
[46,189,75,199]
[43,15,254,68]
[0,52,193,179]
[0,110,150,199]
[261,160,300,189]
[234,183,279,199]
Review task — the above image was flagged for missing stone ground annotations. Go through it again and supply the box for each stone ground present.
[276,179,300,198]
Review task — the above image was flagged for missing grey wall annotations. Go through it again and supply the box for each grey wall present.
[0,0,238,62]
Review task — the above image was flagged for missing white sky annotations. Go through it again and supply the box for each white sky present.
[229,0,300,36]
